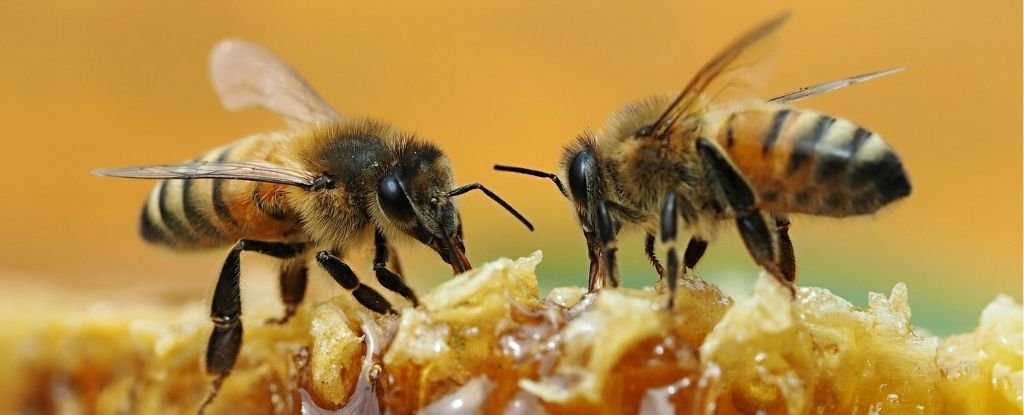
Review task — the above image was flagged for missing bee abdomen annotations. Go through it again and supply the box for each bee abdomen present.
[138,147,244,250]
[138,136,303,250]
[139,177,233,250]
[717,105,911,217]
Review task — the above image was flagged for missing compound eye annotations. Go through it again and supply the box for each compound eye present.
[378,175,416,221]
[568,149,597,203]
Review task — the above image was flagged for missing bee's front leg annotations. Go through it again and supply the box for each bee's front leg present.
[595,200,621,288]
[584,231,604,292]
[316,251,397,315]
[644,233,666,279]
[373,229,419,306]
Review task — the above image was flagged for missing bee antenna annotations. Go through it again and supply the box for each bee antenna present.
[448,183,534,231]
[493,164,568,198]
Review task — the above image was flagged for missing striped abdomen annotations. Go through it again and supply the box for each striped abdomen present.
[139,133,301,250]
[710,103,911,217]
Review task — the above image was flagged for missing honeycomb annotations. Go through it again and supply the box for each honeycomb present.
[1,252,1020,414]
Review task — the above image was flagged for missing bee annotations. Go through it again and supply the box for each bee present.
[496,14,910,302]
[95,39,532,410]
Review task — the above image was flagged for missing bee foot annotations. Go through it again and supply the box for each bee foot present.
[197,375,225,415]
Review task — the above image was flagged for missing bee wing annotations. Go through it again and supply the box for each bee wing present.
[768,67,904,104]
[210,39,342,127]
[94,161,319,189]
[648,13,788,138]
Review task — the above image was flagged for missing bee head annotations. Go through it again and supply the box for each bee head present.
[492,132,604,241]
[374,139,532,275]
[376,150,472,274]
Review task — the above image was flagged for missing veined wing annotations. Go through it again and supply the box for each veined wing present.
[210,39,341,127]
[94,161,321,189]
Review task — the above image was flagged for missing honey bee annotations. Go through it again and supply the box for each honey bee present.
[496,14,910,302]
[95,39,532,410]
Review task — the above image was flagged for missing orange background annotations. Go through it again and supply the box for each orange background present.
[0,1,1019,334]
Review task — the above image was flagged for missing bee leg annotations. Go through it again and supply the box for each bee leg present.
[316,251,397,315]
[200,239,306,413]
[585,231,604,292]
[595,199,621,287]
[773,215,797,283]
[644,233,666,279]
[683,237,709,272]
[660,191,681,309]
[388,243,404,276]
[737,212,795,295]
[373,230,419,306]
[265,259,308,325]
[696,138,794,295]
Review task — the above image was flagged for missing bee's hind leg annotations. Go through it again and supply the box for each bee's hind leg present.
[373,229,419,306]
[200,239,306,414]
[696,138,794,296]
[773,215,797,284]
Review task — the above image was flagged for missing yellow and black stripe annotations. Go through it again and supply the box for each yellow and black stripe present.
[138,135,299,250]
[713,103,911,217]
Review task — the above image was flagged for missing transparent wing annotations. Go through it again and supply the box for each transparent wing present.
[768,67,904,104]
[210,39,342,127]
[647,13,789,138]
[94,161,319,189]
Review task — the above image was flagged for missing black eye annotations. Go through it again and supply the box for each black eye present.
[568,149,597,203]
[378,175,416,220]
[635,124,654,137]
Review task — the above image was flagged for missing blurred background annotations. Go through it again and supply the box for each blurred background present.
[0,0,1018,335]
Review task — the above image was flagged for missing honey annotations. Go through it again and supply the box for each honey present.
[2,252,1020,414]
